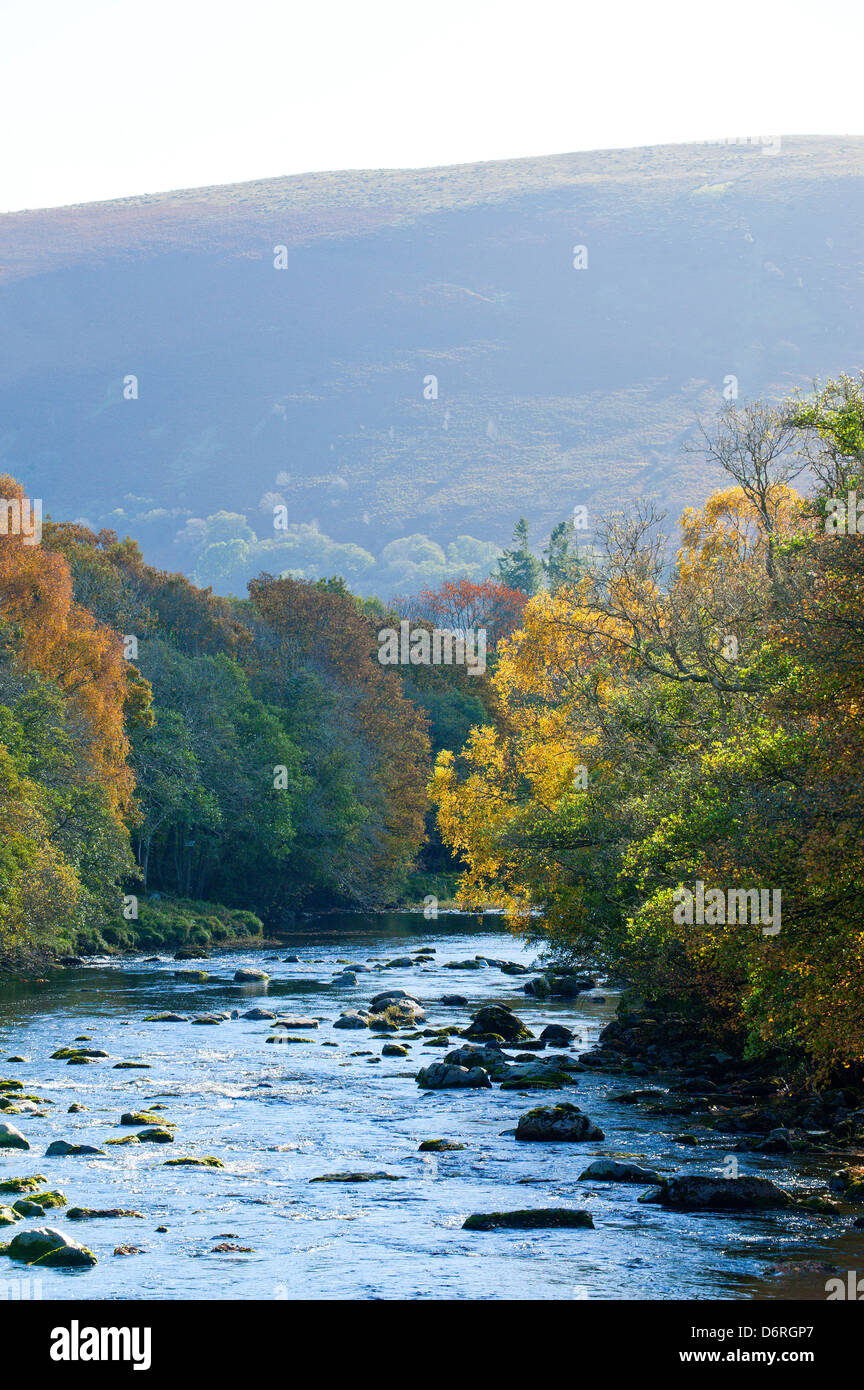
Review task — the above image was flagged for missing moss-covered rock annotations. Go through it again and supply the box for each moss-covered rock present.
[163,1156,223,1167]
[462,1005,533,1043]
[0,1175,47,1195]
[6,1227,96,1267]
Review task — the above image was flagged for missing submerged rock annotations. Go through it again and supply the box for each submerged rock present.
[639,1175,793,1211]
[579,1158,663,1183]
[463,1208,594,1231]
[418,1139,466,1152]
[514,1103,604,1142]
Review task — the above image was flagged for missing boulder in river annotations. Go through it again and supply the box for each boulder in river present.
[416,1062,492,1089]
[5,1227,97,1267]
[0,1121,29,1150]
[444,1044,510,1079]
[309,1171,405,1183]
[67,1207,144,1220]
[333,1010,371,1029]
[418,1139,465,1152]
[370,990,421,1008]
[462,1004,533,1043]
[12,1199,46,1217]
[143,1013,188,1023]
[540,1023,575,1044]
[441,994,468,1006]
[45,1140,105,1157]
[234,968,269,982]
[639,1175,793,1211]
[0,1175,47,1194]
[0,1205,21,1226]
[514,1103,605,1142]
[463,1209,594,1231]
[272,1017,319,1029]
[579,1158,663,1183]
[163,1156,224,1167]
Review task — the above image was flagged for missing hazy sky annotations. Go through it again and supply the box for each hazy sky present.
[2,0,861,212]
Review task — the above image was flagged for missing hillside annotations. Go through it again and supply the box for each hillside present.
[1,136,862,596]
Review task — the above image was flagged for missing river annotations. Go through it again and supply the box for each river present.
[0,914,856,1301]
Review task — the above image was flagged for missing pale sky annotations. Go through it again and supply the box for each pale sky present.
[1,0,862,212]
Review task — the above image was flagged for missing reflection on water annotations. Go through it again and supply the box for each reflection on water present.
[0,914,854,1301]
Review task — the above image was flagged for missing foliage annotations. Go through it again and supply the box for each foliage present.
[432,376,864,1074]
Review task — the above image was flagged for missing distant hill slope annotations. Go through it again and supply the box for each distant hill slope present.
[1,136,862,596]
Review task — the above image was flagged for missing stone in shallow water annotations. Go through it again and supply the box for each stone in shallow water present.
[463,1004,533,1043]
[67,1207,144,1220]
[0,1175,47,1195]
[6,1227,97,1267]
[416,1063,492,1090]
[579,1158,662,1183]
[418,1139,465,1152]
[163,1156,224,1167]
[309,1172,405,1183]
[639,1175,793,1211]
[135,1128,174,1144]
[45,1140,105,1157]
[0,1121,29,1150]
[143,1013,188,1023]
[463,1209,594,1231]
[234,968,269,982]
[514,1103,604,1142]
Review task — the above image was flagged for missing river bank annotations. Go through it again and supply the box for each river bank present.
[1,914,862,1300]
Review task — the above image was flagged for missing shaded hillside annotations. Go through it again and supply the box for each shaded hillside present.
[1,136,862,596]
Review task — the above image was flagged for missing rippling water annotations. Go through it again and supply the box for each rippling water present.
[0,914,856,1301]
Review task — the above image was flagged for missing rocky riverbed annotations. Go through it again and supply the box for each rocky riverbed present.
[0,913,861,1301]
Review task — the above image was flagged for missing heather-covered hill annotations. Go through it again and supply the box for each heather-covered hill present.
[1,136,861,596]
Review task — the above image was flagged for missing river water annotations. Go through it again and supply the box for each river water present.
[0,914,857,1301]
